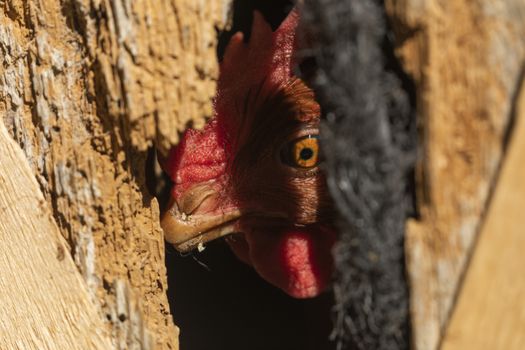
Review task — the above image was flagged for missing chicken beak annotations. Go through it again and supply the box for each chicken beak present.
[160,185,242,253]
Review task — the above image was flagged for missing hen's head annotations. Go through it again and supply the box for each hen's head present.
[161,9,336,298]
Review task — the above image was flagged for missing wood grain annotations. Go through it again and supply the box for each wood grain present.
[385,1,525,348]
[440,68,525,350]
[0,120,113,349]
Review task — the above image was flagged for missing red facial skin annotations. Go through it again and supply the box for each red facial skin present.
[162,9,336,298]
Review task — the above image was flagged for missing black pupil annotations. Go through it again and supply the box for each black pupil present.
[299,147,314,161]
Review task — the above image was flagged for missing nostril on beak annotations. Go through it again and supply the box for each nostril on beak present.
[177,186,217,215]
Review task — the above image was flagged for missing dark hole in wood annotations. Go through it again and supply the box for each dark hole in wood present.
[166,242,334,350]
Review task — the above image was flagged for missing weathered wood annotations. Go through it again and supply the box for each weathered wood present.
[0,0,230,348]
[440,66,525,350]
[0,120,113,350]
[385,1,525,349]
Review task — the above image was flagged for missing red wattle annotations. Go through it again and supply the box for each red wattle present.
[230,226,336,298]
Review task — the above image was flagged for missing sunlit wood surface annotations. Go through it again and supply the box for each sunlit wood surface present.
[441,73,525,350]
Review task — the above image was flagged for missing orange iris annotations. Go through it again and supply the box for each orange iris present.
[291,136,319,168]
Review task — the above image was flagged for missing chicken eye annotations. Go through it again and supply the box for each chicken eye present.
[281,135,319,169]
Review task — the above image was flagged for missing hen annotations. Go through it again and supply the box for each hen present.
[161,9,335,298]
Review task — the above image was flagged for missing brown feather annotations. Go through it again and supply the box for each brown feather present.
[230,78,335,227]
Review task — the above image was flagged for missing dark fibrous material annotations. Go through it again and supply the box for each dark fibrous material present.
[299,1,416,349]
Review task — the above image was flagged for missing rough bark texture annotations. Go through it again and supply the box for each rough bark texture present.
[0,0,230,348]
[385,1,525,349]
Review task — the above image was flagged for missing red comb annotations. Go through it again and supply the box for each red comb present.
[215,10,299,129]
[162,10,299,181]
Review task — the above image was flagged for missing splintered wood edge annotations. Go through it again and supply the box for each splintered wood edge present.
[0,121,113,349]
[440,69,525,350]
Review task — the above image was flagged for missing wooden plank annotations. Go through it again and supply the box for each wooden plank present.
[0,121,113,349]
[1,0,231,347]
[441,71,525,350]
[385,1,525,348]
